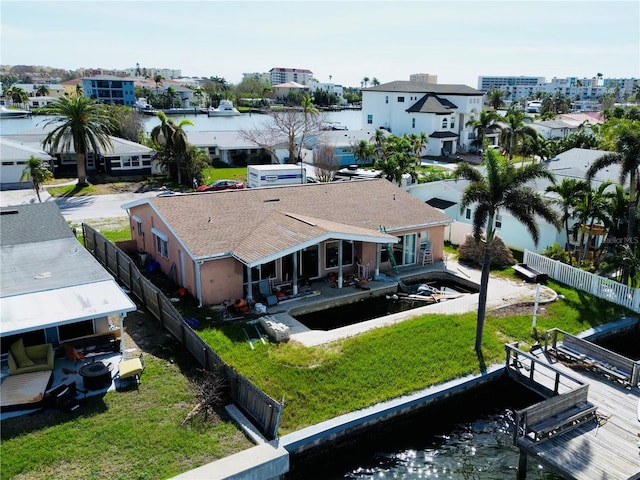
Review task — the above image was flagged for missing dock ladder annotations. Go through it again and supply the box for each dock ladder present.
[380,226,399,274]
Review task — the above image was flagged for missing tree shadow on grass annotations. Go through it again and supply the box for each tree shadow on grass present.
[557,288,632,328]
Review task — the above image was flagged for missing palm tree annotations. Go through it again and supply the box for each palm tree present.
[407,132,428,160]
[353,140,375,165]
[454,149,559,351]
[74,83,84,97]
[572,181,614,264]
[546,178,590,254]
[20,156,53,202]
[36,85,49,97]
[586,126,640,265]
[465,110,501,152]
[150,111,194,185]
[7,86,28,108]
[42,96,114,186]
[372,78,381,86]
[500,111,538,161]
[487,89,505,110]
[154,74,164,96]
[362,77,370,88]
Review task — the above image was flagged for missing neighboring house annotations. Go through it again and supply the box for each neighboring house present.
[532,119,576,140]
[272,82,310,102]
[308,81,347,105]
[2,126,159,177]
[123,179,451,306]
[0,203,136,356]
[28,96,57,108]
[309,129,385,167]
[361,80,484,157]
[0,137,54,188]
[12,83,66,99]
[405,148,622,253]
[82,75,136,107]
[186,131,271,165]
[59,78,83,97]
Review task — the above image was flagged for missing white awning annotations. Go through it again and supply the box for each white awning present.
[1,280,137,337]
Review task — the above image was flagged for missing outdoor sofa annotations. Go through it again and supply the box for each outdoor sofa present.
[8,339,54,375]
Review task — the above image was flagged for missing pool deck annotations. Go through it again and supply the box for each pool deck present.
[265,257,555,347]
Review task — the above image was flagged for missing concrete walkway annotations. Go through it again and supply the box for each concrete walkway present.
[276,257,557,347]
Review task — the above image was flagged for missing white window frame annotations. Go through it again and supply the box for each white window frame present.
[152,228,169,258]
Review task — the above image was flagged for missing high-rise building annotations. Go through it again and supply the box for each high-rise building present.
[269,68,313,86]
[409,73,438,84]
[477,76,544,92]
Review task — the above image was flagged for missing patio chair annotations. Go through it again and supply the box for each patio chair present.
[420,242,434,265]
[44,381,87,413]
[256,279,278,307]
[116,353,145,391]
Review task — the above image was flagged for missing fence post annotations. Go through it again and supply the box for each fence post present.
[553,259,560,278]
[590,272,599,296]
[523,249,529,265]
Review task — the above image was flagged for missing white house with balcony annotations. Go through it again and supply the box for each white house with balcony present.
[361,81,484,157]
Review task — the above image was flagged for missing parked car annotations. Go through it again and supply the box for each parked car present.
[196,180,244,192]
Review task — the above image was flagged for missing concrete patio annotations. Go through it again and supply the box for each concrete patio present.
[257,256,556,347]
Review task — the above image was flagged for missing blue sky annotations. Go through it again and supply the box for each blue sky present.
[2,1,638,88]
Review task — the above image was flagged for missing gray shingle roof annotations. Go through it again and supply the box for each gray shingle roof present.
[406,93,458,114]
[364,81,481,96]
[139,179,451,262]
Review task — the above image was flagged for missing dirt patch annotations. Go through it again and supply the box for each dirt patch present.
[490,302,546,318]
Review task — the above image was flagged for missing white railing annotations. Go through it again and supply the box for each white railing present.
[523,250,640,313]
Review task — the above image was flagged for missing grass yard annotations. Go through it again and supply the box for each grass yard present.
[196,279,630,433]
[0,331,253,480]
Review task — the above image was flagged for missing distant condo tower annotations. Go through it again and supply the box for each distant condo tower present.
[410,73,438,84]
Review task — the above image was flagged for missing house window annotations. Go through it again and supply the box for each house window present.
[412,118,416,128]
[367,114,373,125]
[392,233,417,266]
[450,117,455,129]
[132,215,143,236]
[420,230,430,249]
[59,320,94,342]
[465,208,472,220]
[496,214,502,229]
[325,240,353,269]
[385,96,389,104]
[398,96,405,103]
[442,118,448,129]
[152,228,169,258]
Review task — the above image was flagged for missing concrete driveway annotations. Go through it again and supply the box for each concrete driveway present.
[0,185,158,221]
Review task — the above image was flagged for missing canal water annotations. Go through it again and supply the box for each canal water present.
[0,109,364,135]
[286,376,563,480]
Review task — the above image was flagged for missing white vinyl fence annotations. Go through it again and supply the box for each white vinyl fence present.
[523,250,640,313]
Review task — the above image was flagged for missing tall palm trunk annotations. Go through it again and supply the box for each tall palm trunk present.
[622,174,637,285]
[76,152,87,186]
[475,241,492,352]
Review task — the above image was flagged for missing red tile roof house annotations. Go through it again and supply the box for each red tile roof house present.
[122,179,451,307]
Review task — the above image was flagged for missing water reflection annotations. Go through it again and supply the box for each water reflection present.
[287,379,564,480]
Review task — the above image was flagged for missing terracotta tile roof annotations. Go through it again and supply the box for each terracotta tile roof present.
[146,179,451,262]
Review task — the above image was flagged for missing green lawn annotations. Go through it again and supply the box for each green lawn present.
[0,354,253,480]
[2,220,631,478]
[200,165,246,186]
[196,278,629,433]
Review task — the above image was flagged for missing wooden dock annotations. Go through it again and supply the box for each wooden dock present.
[506,343,640,480]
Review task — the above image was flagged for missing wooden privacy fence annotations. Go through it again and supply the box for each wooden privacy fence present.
[523,250,640,313]
[82,224,284,439]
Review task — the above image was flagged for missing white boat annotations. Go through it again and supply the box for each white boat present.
[207,100,240,117]
[0,105,30,118]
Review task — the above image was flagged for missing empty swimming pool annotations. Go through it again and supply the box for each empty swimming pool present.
[293,275,478,331]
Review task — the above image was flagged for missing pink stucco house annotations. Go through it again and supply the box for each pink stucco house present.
[123,179,451,306]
